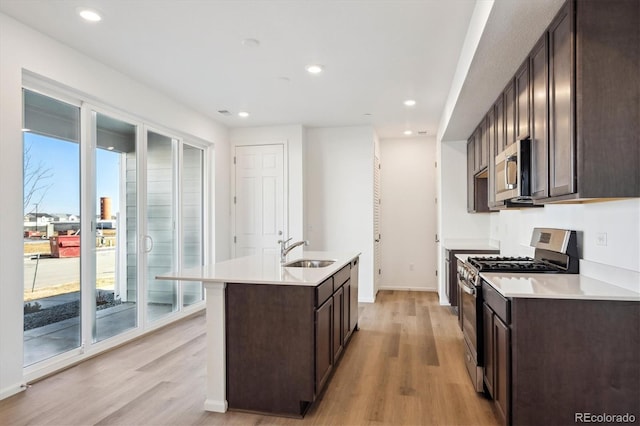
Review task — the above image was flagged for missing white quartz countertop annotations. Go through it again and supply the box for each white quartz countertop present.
[481,272,640,301]
[156,251,360,287]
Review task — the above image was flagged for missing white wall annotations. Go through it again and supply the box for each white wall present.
[436,139,496,303]
[379,137,437,291]
[0,13,229,399]
[491,199,640,292]
[229,125,305,252]
[305,126,376,302]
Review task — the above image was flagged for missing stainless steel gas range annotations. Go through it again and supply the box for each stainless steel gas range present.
[457,228,579,392]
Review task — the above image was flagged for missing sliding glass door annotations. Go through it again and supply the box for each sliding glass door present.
[22,87,209,369]
[93,112,138,342]
[22,90,81,366]
[145,130,178,321]
[181,144,204,307]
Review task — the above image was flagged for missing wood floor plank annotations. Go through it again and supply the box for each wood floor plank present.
[0,291,499,425]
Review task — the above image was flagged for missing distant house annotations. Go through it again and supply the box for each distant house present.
[51,213,80,222]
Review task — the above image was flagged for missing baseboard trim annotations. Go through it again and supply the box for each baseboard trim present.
[0,383,25,400]
[377,286,437,292]
[204,398,228,413]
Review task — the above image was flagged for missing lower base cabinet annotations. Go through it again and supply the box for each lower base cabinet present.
[226,263,357,417]
[482,281,640,425]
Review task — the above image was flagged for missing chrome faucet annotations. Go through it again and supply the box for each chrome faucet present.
[278,238,308,263]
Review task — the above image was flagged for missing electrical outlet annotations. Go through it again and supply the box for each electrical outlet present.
[596,232,608,246]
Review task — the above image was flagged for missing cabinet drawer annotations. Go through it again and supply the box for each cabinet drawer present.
[333,264,351,288]
[316,277,334,307]
[483,281,510,324]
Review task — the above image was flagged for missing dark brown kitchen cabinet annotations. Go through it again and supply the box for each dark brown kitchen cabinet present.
[515,59,530,141]
[503,79,516,148]
[476,121,488,172]
[225,260,358,417]
[493,314,510,424]
[548,1,574,198]
[332,285,344,361]
[483,301,510,425]
[482,283,511,425]
[544,0,640,202]
[467,133,490,213]
[467,137,475,212]
[529,33,549,200]
[482,303,494,396]
[342,280,351,341]
[482,281,640,426]
[315,295,333,394]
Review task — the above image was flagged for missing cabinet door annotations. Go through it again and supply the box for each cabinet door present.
[467,138,475,212]
[504,79,516,147]
[548,1,575,197]
[530,33,549,199]
[480,117,489,170]
[333,286,344,361]
[515,59,530,140]
[495,95,505,154]
[342,280,351,342]
[494,315,510,425]
[315,297,333,394]
[487,107,498,208]
[474,126,482,173]
[483,303,495,397]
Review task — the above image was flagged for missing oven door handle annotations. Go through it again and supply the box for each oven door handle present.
[459,279,476,296]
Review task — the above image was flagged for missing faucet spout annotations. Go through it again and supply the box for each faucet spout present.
[278,238,309,263]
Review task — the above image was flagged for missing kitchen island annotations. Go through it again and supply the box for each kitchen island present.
[157,251,360,417]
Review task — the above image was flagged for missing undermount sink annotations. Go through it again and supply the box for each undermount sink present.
[283,259,335,268]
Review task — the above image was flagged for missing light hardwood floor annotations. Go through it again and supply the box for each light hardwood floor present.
[0,291,500,425]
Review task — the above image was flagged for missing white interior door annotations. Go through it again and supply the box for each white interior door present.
[234,144,284,257]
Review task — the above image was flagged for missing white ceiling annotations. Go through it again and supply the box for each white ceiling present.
[0,0,564,141]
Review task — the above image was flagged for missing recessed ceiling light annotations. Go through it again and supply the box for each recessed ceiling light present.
[363,113,372,116]
[305,64,324,74]
[78,8,102,22]
[404,130,413,136]
[238,111,250,118]
[21,128,31,132]
[107,146,115,151]
[403,99,416,107]
[241,38,260,48]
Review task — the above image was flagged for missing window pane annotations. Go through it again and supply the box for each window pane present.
[182,144,204,307]
[94,112,137,342]
[23,91,81,366]
[146,131,177,321]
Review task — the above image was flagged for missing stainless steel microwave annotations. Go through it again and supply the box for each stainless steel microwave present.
[495,139,531,202]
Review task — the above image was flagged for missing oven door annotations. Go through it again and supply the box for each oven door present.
[458,274,484,392]
[459,275,478,356]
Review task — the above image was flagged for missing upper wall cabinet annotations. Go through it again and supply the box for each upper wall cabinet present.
[467,0,639,208]
[544,0,639,202]
[530,34,549,200]
[503,80,516,149]
[515,59,530,142]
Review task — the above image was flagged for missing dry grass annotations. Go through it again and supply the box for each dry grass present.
[24,278,114,302]
[24,241,51,255]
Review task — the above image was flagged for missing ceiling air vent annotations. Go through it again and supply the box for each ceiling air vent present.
[217,110,232,116]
